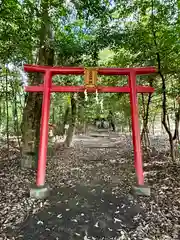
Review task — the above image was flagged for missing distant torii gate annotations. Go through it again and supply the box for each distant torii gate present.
[24,64,156,198]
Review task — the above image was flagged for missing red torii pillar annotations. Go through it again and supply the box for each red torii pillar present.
[23,64,156,198]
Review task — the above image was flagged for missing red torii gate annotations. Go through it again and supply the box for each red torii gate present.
[24,64,156,198]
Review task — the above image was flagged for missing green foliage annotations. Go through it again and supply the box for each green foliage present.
[0,0,180,135]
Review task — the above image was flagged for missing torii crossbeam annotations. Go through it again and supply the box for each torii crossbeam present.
[24,64,156,198]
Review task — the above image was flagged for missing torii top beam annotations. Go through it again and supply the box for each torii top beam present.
[24,64,156,76]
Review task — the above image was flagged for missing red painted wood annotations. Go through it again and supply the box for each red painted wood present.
[25,85,154,93]
[23,64,156,188]
[36,70,52,186]
[24,64,156,76]
[128,71,144,185]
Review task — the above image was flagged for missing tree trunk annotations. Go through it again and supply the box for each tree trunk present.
[151,0,175,161]
[167,114,171,131]
[11,80,21,151]
[21,91,38,168]
[161,113,164,134]
[141,80,153,151]
[54,105,70,137]
[52,106,55,124]
[21,0,54,168]
[5,68,10,160]
[128,118,131,134]
[160,73,175,161]
[158,63,175,161]
[173,106,180,141]
[172,103,180,159]
[152,113,156,135]
[62,105,70,135]
[64,94,77,147]
[84,121,88,134]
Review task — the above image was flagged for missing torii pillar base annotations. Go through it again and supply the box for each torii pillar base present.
[30,185,50,199]
[132,185,151,196]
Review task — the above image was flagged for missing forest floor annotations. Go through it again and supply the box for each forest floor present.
[0,132,180,240]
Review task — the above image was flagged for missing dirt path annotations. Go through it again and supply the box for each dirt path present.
[0,134,180,239]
